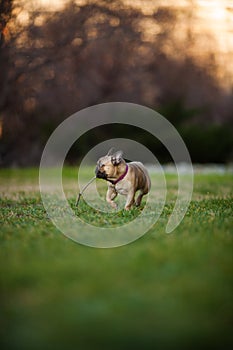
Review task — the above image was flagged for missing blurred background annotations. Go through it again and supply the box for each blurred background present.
[0,0,233,166]
[1,2,233,350]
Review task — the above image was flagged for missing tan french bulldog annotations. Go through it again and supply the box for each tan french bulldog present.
[95,148,151,210]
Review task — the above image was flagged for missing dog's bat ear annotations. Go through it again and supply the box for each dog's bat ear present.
[111,150,123,166]
[107,147,115,156]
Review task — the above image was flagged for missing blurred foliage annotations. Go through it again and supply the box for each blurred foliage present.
[160,100,233,163]
[0,0,12,43]
[180,124,233,163]
[0,0,233,165]
[67,121,233,165]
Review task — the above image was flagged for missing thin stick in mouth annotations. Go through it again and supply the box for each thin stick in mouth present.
[76,176,96,207]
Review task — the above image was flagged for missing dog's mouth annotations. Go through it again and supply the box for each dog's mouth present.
[95,168,108,180]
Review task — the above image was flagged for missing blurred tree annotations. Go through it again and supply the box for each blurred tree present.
[0,0,12,109]
[0,0,232,165]
[0,0,13,165]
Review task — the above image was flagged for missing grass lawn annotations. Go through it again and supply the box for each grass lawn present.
[0,167,232,350]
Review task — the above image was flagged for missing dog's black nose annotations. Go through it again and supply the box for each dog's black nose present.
[95,167,107,179]
[95,167,102,178]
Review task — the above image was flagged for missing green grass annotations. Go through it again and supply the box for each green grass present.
[0,168,233,350]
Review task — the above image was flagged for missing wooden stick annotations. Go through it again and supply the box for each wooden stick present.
[76,176,96,206]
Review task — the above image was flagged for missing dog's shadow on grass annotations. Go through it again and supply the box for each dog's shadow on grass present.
[69,198,145,228]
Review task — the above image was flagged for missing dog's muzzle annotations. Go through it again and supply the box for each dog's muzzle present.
[95,167,108,180]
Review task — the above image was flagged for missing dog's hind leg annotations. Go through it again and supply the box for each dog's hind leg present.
[135,190,144,207]
[125,190,136,210]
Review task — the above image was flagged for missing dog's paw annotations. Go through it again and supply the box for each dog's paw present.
[110,202,118,210]
[124,205,131,210]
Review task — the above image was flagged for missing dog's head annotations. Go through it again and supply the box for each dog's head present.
[95,148,124,180]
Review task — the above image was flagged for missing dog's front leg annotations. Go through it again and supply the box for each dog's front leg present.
[125,190,136,210]
[106,185,118,209]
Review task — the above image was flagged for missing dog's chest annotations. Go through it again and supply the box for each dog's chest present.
[115,180,131,195]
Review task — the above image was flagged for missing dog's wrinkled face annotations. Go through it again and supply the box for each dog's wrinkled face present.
[95,149,123,180]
